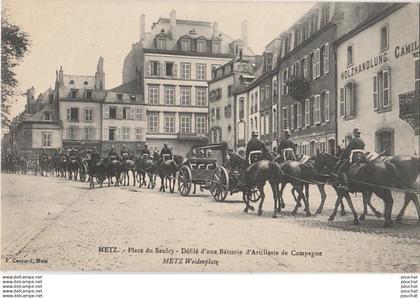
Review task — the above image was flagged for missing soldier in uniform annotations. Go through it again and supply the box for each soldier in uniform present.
[90,147,101,164]
[108,145,119,161]
[69,147,78,157]
[245,131,267,164]
[336,128,366,190]
[120,144,130,159]
[277,129,296,161]
[39,148,49,161]
[140,143,150,158]
[160,142,173,161]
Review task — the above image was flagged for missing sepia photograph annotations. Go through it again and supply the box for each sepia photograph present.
[1,0,419,274]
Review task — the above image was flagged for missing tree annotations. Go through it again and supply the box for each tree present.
[1,9,30,131]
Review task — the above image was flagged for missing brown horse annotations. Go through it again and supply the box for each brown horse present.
[121,154,136,186]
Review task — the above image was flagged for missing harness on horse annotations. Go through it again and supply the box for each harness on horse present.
[162,154,172,162]
[122,153,129,160]
[283,148,296,161]
[141,153,150,160]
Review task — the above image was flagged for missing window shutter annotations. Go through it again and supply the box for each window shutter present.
[290,104,294,130]
[145,61,150,77]
[312,53,316,80]
[66,108,71,121]
[316,49,321,78]
[305,99,310,126]
[104,106,109,119]
[320,94,325,123]
[117,107,123,119]
[352,82,357,117]
[339,88,345,117]
[173,63,178,78]
[117,128,121,141]
[156,62,161,76]
[383,70,390,108]
[325,91,330,122]
[161,62,166,77]
[297,102,301,128]
[324,43,329,74]
[373,75,378,110]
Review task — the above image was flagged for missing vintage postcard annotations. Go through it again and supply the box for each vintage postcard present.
[1,0,419,273]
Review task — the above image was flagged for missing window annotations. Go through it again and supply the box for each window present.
[272,79,278,96]
[181,39,191,51]
[122,107,131,120]
[254,116,258,130]
[109,107,117,119]
[180,63,191,79]
[250,94,254,114]
[165,62,174,76]
[135,128,145,141]
[196,88,207,106]
[323,43,329,74]
[212,41,221,53]
[180,88,191,106]
[117,93,123,101]
[196,115,207,134]
[254,92,258,112]
[151,61,160,76]
[265,85,270,100]
[42,132,52,147]
[84,109,93,122]
[86,90,92,99]
[282,69,288,94]
[239,98,245,119]
[84,127,94,140]
[305,98,310,126]
[122,127,130,141]
[265,114,269,135]
[66,107,79,122]
[211,109,215,121]
[374,69,391,111]
[71,89,77,98]
[376,129,393,155]
[44,112,51,121]
[164,87,175,105]
[342,81,356,118]
[196,64,207,80]
[225,105,232,118]
[108,128,116,141]
[197,40,206,52]
[315,48,321,78]
[297,102,302,128]
[283,106,288,130]
[157,38,166,49]
[216,108,220,120]
[324,91,330,122]
[180,115,191,134]
[70,80,74,85]
[310,97,315,125]
[310,140,316,156]
[164,114,175,133]
[290,104,294,130]
[339,88,345,117]
[302,57,308,79]
[135,107,145,120]
[314,95,321,124]
[380,25,389,51]
[148,114,159,133]
[319,141,326,153]
[69,127,78,140]
[347,45,353,66]
[148,86,159,104]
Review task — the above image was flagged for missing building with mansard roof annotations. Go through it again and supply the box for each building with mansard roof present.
[122,10,254,155]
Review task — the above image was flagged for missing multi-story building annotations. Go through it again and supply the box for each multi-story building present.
[278,3,387,157]
[57,57,106,152]
[336,3,419,155]
[101,79,147,156]
[122,10,253,155]
[8,87,61,157]
[208,54,255,149]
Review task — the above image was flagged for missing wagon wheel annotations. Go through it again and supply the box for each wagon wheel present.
[178,165,192,196]
[248,187,261,202]
[210,166,229,202]
[79,164,87,182]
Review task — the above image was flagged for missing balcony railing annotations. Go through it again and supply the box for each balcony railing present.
[399,90,419,130]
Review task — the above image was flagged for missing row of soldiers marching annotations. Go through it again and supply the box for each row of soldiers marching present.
[245,127,365,191]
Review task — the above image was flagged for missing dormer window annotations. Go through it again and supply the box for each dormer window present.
[83,81,88,85]
[86,90,92,99]
[212,41,221,54]
[71,89,77,98]
[181,39,191,51]
[157,38,166,50]
[44,112,52,121]
[130,95,136,101]
[235,45,242,55]
[117,93,123,101]
[197,39,207,52]
[70,80,75,84]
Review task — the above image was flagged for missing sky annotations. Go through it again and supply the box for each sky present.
[4,0,315,118]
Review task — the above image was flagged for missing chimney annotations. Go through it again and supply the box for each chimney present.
[139,14,145,42]
[26,87,35,113]
[213,22,218,38]
[95,56,105,90]
[241,20,248,45]
[59,66,64,86]
[169,10,176,39]
[239,48,243,60]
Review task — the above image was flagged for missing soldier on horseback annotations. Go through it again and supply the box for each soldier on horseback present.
[140,143,151,159]
[336,128,366,190]
[40,148,49,161]
[90,147,101,164]
[120,144,130,160]
[277,129,297,161]
[246,130,267,164]
[108,145,119,161]
[160,142,173,161]
[69,147,78,157]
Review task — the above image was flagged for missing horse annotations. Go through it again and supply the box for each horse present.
[313,152,400,227]
[228,152,283,218]
[17,156,28,174]
[154,154,183,193]
[52,154,61,176]
[86,157,107,188]
[39,156,50,176]
[135,154,156,188]
[121,153,136,186]
[103,157,123,187]
[67,155,80,180]
[59,155,68,178]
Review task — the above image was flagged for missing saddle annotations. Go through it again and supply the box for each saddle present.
[249,150,262,164]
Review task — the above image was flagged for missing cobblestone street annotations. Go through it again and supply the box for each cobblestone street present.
[1,173,419,272]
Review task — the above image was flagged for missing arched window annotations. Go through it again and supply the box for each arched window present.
[239,97,245,119]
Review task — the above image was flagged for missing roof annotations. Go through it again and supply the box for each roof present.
[18,103,60,124]
[110,79,142,94]
[155,18,212,27]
